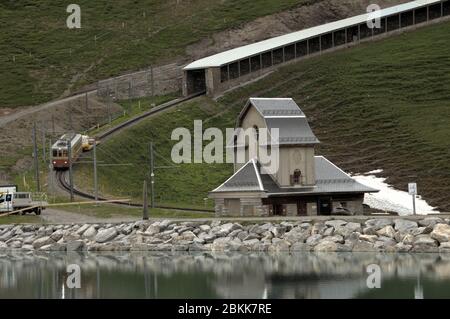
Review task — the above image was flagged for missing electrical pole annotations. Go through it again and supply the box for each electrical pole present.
[52,113,55,137]
[33,122,40,192]
[68,140,74,202]
[42,122,46,162]
[49,139,53,200]
[108,94,112,124]
[69,105,73,132]
[85,92,89,112]
[149,142,155,208]
[93,138,98,202]
[143,180,149,220]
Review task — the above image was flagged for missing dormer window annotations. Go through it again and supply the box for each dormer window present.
[291,169,302,185]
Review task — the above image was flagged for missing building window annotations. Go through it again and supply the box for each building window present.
[253,125,259,141]
[291,169,302,185]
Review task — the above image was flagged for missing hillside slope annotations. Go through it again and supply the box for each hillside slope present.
[0,0,406,109]
[0,0,308,108]
[74,20,450,211]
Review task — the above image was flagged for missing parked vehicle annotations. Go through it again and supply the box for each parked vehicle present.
[0,192,47,215]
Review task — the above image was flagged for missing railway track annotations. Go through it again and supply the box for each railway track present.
[55,91,215,213]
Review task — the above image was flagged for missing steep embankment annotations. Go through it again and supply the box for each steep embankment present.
[74,20,450,211]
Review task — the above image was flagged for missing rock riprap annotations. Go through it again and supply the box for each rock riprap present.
[0,217,450,253]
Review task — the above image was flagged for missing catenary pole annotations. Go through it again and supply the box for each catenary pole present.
[150,142,155,208]
[68,140,74,202]
[33,122,41,192]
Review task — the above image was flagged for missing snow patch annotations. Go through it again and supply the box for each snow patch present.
[365,169,383,175]
[352,173,438,216]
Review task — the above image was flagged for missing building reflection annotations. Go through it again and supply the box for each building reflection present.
[1,251,450,298]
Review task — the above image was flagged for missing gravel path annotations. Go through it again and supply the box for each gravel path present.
[0,91,96,128]
[41,208,138,224]
[38,208,449,225]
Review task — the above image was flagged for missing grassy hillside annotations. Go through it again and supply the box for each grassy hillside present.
[0,0,310,108]
[74,20,450,211]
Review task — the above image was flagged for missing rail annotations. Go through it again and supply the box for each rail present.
[54,91,215,213]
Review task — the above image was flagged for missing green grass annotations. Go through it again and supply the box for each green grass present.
[0,215,43,225]
[87,93,179,136]
[77,20,450,212]
[0,0,312,108]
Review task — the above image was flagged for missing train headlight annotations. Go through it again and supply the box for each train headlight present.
[64,161,67,164]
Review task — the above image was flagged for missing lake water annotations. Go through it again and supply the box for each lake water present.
[1,251,450,299]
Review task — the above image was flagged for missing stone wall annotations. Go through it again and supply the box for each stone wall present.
[1,216,450,253]
[97,63,183,100]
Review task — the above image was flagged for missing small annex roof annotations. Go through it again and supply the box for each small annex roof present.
[210,156,378,195]
[236,97,320,146]
[211,158,264,193]
[183,0,440,70]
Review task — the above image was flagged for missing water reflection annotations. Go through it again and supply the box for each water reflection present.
[1,251,450,299]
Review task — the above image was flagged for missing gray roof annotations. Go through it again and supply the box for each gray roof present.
[212,159,263,192]
[184,0,440,70]
[249,98,305,116]
[211,156,378,195]
[237,98,320,145]
[265,117,319,145]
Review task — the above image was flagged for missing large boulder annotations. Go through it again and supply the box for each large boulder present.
[290,242,311,252]
[219,223,242,234]
[95,228,118,243]
[306,234,322,246]
[395,242,412,252]
[314,240,338,252]
[83,226,97,239]
[430,224,450,243]
[311,223,327,235]
[268,240,291,252]
[33,236,55,249]
[284,229,310,244]
[270,226,286,238]
[324,235,344,244]
[394,219,418,232]
[439,242,450,253]
[50,229,64,242]
[413,235,438,248]
[359,234,378,243]
[75,224,91,236]
[352,240,377,252]
[365,219,393,230]
[376,225,396,239]
[145,225,160,236]
[335,222,361,238]
[419,217,443,228]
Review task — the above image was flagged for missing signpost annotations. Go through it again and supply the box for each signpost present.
[408,183,417,215]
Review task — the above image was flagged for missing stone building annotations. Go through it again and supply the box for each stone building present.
[209,98,378,216]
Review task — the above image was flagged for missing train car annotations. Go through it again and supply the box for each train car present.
[52,133,83,169]
[81,135,96,152]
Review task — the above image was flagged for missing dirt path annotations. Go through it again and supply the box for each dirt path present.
[0,90,97,129]
[41,208,138,224]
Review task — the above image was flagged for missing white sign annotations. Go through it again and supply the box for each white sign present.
[408,183,417,195]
